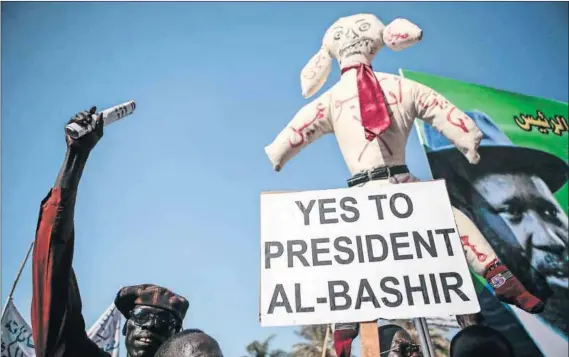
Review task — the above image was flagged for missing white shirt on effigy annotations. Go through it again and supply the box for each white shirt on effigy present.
[265,70,482,176]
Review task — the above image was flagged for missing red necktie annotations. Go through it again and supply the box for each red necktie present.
[341,64,392,141]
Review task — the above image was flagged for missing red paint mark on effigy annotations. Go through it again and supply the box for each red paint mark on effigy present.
[446,107,469,133]
[334,95,359,122]
[387,92,399,105]
[418,92,450,111]
[378,77,403,105]
[357,139,373,162]
[303,56,322,79]
[356,131,393,162]
[303,54,326,79]
[460,235,488,262]
[288,104,326,148]
[388,32,409,46]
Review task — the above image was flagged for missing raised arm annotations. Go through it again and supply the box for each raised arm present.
[402,77,483,164]
[31,107,109,357]
[265,91,333,171]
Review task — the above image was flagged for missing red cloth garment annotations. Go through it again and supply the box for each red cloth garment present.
[341,64,392,141]
[483,259,544,314]
[31,187,110,357]
[334,328,359,357]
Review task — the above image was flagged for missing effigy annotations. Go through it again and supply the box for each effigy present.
[263,13,545,357]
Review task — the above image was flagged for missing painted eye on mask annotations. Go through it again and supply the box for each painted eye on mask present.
[359,22,371,32]
[334,31,342,40]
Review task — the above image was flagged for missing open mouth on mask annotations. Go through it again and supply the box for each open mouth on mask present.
[339,37,375,58]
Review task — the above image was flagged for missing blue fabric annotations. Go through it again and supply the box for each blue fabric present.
[423,110,515,153]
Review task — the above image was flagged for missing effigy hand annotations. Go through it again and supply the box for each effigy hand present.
[458,130,482,165]
[65,106,104,153]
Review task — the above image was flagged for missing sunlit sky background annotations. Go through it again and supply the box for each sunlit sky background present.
[2,2,568,356]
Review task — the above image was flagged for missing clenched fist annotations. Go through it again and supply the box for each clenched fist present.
[65,106,104,153]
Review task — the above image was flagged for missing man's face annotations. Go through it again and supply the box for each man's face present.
[124,305,180,357]
[473,173,569,288]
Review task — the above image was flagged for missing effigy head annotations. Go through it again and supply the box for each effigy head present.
[324,14,386,68]
[300,14,423,98]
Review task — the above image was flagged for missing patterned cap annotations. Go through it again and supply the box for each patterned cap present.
[114,284,189,322]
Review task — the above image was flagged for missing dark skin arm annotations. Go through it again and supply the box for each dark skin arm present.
[31,107,110,357]
[54,106,105,190]
[54,148,89,190]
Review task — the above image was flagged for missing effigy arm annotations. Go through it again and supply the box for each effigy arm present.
[265,92,333,171]
[404,78,483,164]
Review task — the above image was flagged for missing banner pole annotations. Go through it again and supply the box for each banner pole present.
[398,68,437,357]
[360,321,381,357]
[7,241,35,300]
[2,241,34,318]
[413,318,434,357]
[421,317,437,356]
[321,325,330,357]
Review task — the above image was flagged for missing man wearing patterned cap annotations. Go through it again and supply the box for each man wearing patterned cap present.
[31,107,189,357]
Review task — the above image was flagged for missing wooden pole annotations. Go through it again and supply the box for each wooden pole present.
[398,68,438,357]
[2,241,34,317]
[360,321,380,357]
[321,325,330,357]
[8,241,34,299]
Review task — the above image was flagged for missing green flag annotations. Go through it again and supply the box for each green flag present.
[402,69,568,357]
[403,69,568,211]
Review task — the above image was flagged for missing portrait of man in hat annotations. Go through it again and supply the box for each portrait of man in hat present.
[31,108,189,357]
[422,110,569,336]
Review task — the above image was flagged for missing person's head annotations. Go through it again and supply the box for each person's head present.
[378,324,422,357]
[114,284,189,357]
[472,172,568,289]
[450,325,514,357]
[154,329,224,357]
[425,110,569,295]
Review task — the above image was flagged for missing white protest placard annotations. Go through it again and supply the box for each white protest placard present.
[260,180,480,327]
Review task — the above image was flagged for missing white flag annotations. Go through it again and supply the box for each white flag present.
[87,303,122,357]
[1,299,35,357]
[1,299,121,357]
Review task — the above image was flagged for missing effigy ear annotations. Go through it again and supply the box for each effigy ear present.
[383,18,423,51]
[300,47,332,99]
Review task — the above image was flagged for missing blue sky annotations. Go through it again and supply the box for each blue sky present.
[1,2,568,356]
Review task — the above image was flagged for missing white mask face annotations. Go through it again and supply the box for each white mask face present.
[300,14,423,98]
[323,13,386,68]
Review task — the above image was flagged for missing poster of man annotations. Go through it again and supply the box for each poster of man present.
[403,69,568,356]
